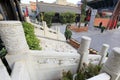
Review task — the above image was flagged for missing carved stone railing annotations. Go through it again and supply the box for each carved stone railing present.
[0,21,114,80]
[29,50,80,66]
[0,21,80,80]
[88,54,101,64]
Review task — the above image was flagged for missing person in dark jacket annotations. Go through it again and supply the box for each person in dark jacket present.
[64,25,72,41]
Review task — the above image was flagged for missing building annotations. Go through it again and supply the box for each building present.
[37,2,80,14]
[55,0,77,6]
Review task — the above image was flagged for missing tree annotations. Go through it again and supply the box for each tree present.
[78,0,87,27]
[43,12,55,28]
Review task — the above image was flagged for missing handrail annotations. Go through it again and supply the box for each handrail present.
[28,50,80,65]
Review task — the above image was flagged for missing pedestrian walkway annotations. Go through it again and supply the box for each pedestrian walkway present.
[51,23,120,52]
[72,28,120,52]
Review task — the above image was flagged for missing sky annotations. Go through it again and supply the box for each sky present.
[21,0,81,4]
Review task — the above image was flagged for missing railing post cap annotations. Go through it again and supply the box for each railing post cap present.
[81,36,91,41]
[103,44,109,47]
[113,47,120,54]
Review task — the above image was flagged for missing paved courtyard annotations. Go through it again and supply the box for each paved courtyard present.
[52,24,120,52]
[72,28,120,52]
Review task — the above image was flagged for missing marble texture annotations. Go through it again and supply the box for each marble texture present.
[0,21,29,55]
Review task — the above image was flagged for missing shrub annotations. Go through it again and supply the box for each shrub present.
[80,14,86,22]
[80,0,87,23]
[59,13,67,24]
[59,12,76,24]
[62,70,72,80]
[22,22,42,50]
[66,12,76,23]
[76,63,102,80]
[43,12,55,28]
[62,63,102,80]
[0,38,7,57]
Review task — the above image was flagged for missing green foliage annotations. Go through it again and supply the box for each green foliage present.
[38,13,44,22]
[62,70,73,80]
[80,0,87,23]
[43,12,55,28]
[59,12,76,24]
[66,12,76,23]
[0,48,7,58]
[80,14,86,22]
[59,13,67,24]
[81,0,87,15]
[0,38,4,50]
[117,22,120,28]
[100,26,106,33]
[76,63,102,80]
[64,25,72,40]
[94,25,106,33]
[62,64,102,80]
[0,38,7,58]
[22,22,42,50]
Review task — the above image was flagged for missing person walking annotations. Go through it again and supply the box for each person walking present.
[64,25,72,42]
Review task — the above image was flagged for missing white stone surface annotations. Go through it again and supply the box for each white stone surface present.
[101,47,120,80]
[29,50,80,65]
[25,17,31,23]
[42,21,48,36]
[99,44,109,65]
[0,21,80,80]
[105,47,120,74]
[0,60,11,80]
[88,54,101,65]
[39,37,77,53]
[87,73,110,80]
[11,61,30,80]
[6,53,29,69]
[26,50,80,80]
[33,22,66,41]
[78,36,91,68]
[0,21,29,55]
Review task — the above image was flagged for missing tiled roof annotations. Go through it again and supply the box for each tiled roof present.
[38,2,81,14]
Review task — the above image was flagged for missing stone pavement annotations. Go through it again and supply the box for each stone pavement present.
[72,28,120,52]
[52,23,120,52]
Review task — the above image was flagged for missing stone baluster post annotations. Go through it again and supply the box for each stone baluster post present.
[25,17,31,23]
[0,21,30,68]
[99,44,109,65]
[77,36,91,71]
[0,21,29,55]
[57,26,60,40]
[42,21,48,37]
[101,47,120,80]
